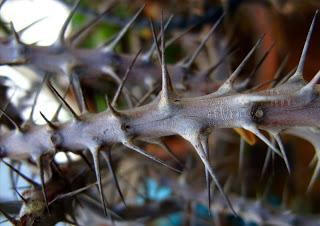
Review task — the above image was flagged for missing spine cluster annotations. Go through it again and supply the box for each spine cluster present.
[0,0,320,224]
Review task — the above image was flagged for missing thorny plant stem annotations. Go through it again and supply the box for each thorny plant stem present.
[0,0,320,221]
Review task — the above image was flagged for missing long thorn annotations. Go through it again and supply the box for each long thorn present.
[244,125,282,157]
[9,22,21,43]
[182,13,225,69]
[102,151,126,206]
[289,10,318,82]
[238,138,245,172]
[261,148,272,180]
[38,157,50,214]
[17,17,47,36]
[102,67,134,108]
[57,0,80,46]
[0,107,21,131]
[103,4,145,52]
[214,35,264,96]
[149,139,183,167]
[302,70,320,91]
[70,72,87,114]
[0,206,16,224]
[200,135,212,214]
[274,134,291,174]
[160,12,175,100]
[272,54,289,87]
[28,74,48,122]
[78,152,94,172]
[40,111,58,129]
[308,159,320,193]
[112,48,142,107]
[13,187,27,203]
[123,140,181,173]
[51,103,63,122]
[248,42,275,80]
[230,35,265,85]
[47,81,80,120]
[69,2,115,46]
[278,66,297,86]
[191,135,238,216]
[135,84,160,107]
[150,20,161,64]
[165,23,197,48]
[91,149,113,221]
[142,15,173,61]
[202,46,238,79]
[1,159,38,187]
[49,182,96,205]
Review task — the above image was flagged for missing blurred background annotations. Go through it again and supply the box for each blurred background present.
[0,0,320,225]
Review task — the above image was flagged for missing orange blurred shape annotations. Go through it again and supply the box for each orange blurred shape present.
[145,136,192,160]
[234,128,257,145]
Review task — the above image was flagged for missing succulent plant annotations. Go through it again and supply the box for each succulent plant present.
[0,1,320,225]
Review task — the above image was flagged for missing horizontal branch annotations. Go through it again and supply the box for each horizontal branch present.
[0,4,319,220]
